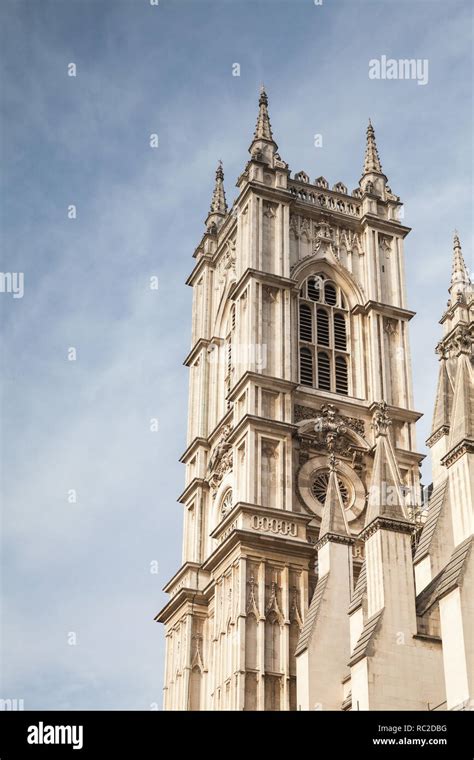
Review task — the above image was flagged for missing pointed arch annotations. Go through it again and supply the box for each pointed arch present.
[298,268,351,395]
[292,256,365,309]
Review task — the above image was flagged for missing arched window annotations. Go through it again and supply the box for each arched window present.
[298,273,350,395]
[307,276,321,301]
[324,282,337,305]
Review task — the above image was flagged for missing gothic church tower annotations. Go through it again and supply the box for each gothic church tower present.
[156,90,426,710]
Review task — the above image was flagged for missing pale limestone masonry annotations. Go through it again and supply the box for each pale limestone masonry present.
[156,89,473,711]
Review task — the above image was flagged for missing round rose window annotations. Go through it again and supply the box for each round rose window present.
[310,470,352,509]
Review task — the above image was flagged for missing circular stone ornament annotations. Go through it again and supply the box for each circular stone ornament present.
[298,455,366,521]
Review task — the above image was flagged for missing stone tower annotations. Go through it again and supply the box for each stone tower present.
[156,90,429,710]
[413,233,473,711]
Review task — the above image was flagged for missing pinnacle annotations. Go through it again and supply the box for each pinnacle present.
[363,118,383,175]
[209,161,227,217]
[252,85,275,144]
[451,231,470,287]
[365,405,408,525]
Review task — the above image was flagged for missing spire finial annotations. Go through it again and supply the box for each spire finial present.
[449,230,471,303]
[363,118,383,175]
[363,118,382,174]
[206,161,228,231]
[251,85,275,146]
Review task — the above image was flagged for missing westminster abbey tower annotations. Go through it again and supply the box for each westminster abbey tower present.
[156,90,473,711]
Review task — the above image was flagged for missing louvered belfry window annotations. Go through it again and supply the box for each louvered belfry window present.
[298,273,350,394]
[299,303,313,342]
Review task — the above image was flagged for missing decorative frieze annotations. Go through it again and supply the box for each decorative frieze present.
[251,514,298,537]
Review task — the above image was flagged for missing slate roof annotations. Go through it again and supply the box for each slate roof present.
[349,609,384,666]
[414,481,449,563]
[295,573,329,656]
[416,536,473,616]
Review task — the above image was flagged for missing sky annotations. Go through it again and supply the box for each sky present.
[0,0,472,710]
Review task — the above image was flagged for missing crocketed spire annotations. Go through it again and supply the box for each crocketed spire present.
[253,85,274,142]
[205,161,227,232]
[248,86,278,162]
[209,161,227,215]
[449,231,471,304]
[363,118,383,174]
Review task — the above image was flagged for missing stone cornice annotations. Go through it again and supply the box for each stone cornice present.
[231,267,297,300]
[161,561,203,594]
[315,532,354,551]
[228,371,297,402]
[179,437,209,464]
[228,413,296,444]
[351,300,416,321]
[154,589,208,625]
[359,515,415,541]
[393,447,425,464]
[426,425,450,449]
[180,411,233,464]
[176,477,208,505]
[441,439,474,468]
[234,179,293,210]
[186,253,215,286]
[359,213,411,237]
[183,337,211,367]
[183,335,224,367]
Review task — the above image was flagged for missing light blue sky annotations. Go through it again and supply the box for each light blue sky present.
[0,0,472,709]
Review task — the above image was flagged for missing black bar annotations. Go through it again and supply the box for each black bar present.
[0,710,472,757]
